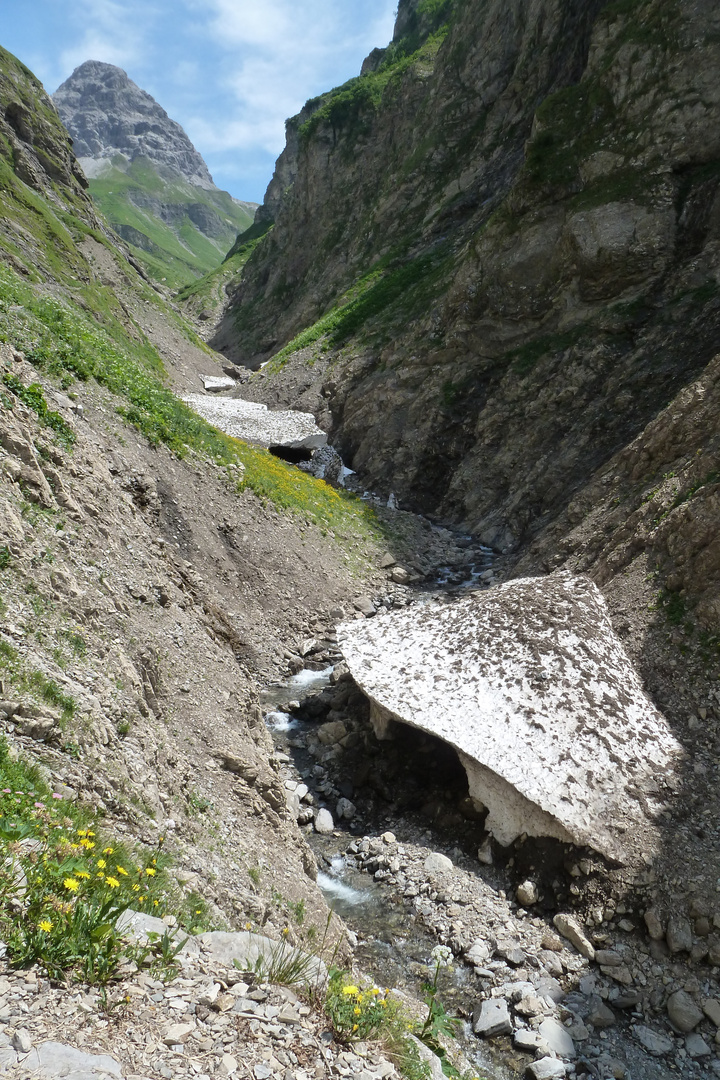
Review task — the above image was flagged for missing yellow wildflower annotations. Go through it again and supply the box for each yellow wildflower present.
[342,986,359,996]
[245,922,252,930]
[116,866,128,876]
[103,847,113,855]
[97,859,106,869]
[132,884,140,892]
[145,868,156,876]
[38,920,52,932]
[63,878,79,891]
[105,877,120,889]
[354,1007,361,1016]
[352,1024,358,1032]
[76,871,90,879]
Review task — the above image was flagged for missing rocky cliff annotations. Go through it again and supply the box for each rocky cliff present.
[54,61,256,286]
[221,0,720,631]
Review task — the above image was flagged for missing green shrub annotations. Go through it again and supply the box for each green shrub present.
[0,738,174,982]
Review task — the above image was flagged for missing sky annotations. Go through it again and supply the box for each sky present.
[1,0,398,204]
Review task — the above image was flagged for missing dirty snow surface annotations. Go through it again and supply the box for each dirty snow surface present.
[339,572,682,863]
[183,395,326,448]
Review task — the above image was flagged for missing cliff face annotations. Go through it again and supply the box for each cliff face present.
[222,0,720,626]
[53,62,256,286]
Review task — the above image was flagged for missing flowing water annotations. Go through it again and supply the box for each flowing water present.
[260,661,518,1080]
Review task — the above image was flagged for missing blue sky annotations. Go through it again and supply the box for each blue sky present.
[2,0,398,203]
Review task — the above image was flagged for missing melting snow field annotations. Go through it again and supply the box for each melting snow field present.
[339,572,682,863]
[183,395,326,448]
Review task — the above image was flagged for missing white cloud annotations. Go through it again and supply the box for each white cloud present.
[57,0,159,83]
[186,0,397,157]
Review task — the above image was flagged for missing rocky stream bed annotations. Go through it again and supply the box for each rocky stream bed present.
[258,572,720,1080]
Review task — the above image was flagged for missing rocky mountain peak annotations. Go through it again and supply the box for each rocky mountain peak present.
[53,60,215,189]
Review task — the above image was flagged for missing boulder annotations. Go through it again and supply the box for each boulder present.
[527,1059,567,1080]
[472,998,512,1037]
[423,852,453,876]
[196,930,326,984]
[314,808,334,834]
[667,989,703,1032]
[339,573,680,859]
[20,1041,122,1078]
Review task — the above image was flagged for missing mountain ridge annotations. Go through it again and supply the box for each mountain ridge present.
[53,61,256,287]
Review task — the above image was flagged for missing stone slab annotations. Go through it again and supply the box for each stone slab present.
[338,572,680,861]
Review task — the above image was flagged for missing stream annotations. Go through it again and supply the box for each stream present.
[260,627,520,1080]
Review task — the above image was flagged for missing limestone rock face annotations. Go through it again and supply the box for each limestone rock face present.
[53,61,214,188]
[339,573,681,862]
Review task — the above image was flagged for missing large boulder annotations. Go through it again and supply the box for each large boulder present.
[338,572,680,862]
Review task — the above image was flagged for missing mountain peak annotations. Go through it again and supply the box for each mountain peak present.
[53,60,215,189]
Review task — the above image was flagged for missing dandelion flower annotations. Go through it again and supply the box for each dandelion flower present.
[116,866,128,876]
[105,876,120,889]
[132,884,140,892]
[342,986,359,996]
[97,859,106,869]
[145,868,156,876]
[352,1024,358,1032]
[354,1007,361,1015]
[103,847,113,855]
[76,871,90,879]
[63,878,79,891]
[38,920,52,932]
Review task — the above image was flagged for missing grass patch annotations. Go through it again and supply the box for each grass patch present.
[0,637,76,724]
[0,264,381,537]
[2,372,76,448]
[503,324,590,375]
[0,736,182,983]
[269,243,452,367]
[299,16,453,148]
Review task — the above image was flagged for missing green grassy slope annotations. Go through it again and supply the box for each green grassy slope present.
[88,158,256,288]
[0,44,381,539]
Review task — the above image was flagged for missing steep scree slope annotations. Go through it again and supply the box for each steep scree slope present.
[54,61,256,287]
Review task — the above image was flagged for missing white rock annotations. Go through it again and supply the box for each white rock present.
[538,1017,576,1058]
[314,808,334,834]
[201,376,236,392]
[423,852,453,875]
[517,879,539,906]
[11,1030,31,1054]
[553,913,595,961]
[527,1059,567,1080]
[197,930,326,984]
[22,1041,122,1077]
[338,572,680,859]
[472,998,512,1037]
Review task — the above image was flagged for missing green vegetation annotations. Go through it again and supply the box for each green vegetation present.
[0,738,180,983]
[2,372,76,447]
[0,265,382,537]
[88,157,255,288]
[503,324,591,376]
[0,637,75,724]
[176,221,272,311]
[269,241,452,367]
[299,1,456,147]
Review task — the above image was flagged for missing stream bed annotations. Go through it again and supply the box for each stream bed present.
[260,664,519,1080]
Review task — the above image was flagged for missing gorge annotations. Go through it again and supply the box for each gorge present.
[0,0,719,1077]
